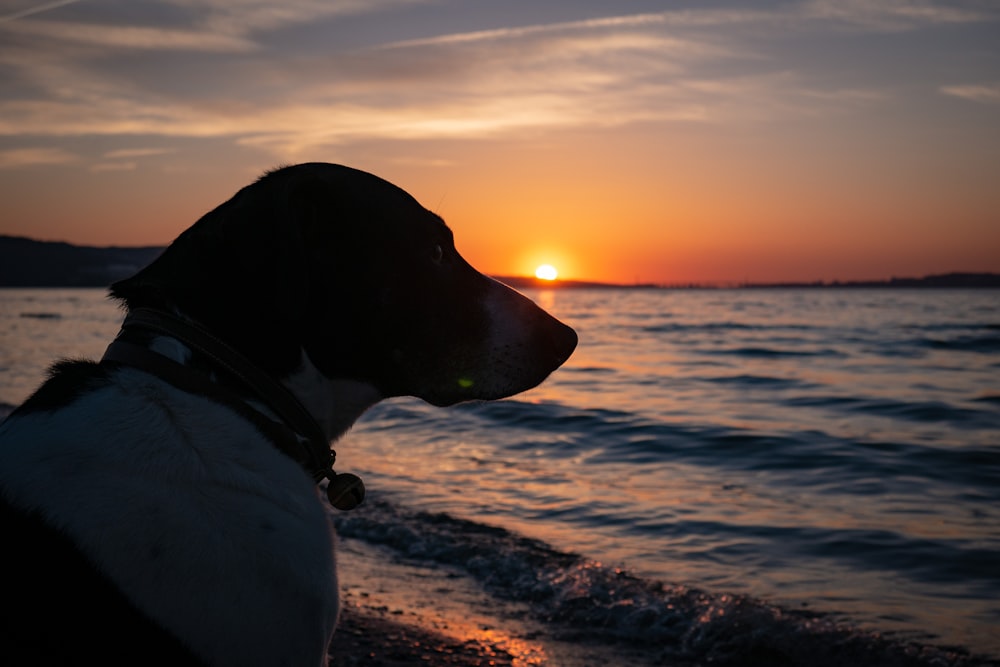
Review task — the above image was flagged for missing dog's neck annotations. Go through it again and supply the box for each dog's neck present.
[281,355,383,444]
[101,308,376,509]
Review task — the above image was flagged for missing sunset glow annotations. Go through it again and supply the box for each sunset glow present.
[0,2,997,284]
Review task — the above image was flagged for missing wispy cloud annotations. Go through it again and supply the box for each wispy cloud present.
[940,83,1000,105]
[0,0,79,23]
[383,1,992,51]
[3,19,257,51]
[87,147,176,172]
[0,146,77,169]
[380,12,687,49]
[0,0,431,52]
[103,147,176,159]
[800,0,992,30]
[89,161,137,173]
[197,0,432,37]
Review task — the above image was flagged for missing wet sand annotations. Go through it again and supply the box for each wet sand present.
[328,605,517,666]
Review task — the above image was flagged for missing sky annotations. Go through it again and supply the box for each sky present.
[1,0,998,285]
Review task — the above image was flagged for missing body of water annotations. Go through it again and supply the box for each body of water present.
[2,287,998,665]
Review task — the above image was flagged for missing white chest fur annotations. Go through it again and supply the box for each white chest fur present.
[0,368,339,667]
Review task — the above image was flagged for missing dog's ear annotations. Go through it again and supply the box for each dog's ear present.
[110,173,311,376]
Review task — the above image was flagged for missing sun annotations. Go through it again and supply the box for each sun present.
[535,264,558,281]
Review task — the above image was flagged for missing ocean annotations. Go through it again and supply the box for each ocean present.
[2,287,998,665]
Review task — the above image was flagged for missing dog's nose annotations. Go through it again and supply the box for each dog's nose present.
[535,314,576,370]
[550,319,578,366]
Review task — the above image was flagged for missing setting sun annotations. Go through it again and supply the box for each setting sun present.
[535,264,558,281]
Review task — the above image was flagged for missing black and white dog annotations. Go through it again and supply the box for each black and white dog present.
[0,163,577,666]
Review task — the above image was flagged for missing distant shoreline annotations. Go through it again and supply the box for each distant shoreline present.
[1,235,997,289]
[498,272,1000,290]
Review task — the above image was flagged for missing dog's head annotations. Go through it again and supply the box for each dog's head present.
[111,163,576,408]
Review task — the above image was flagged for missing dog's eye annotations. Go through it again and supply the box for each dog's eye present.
[431,244,444,264]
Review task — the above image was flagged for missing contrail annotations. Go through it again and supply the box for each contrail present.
[0,0,80,23]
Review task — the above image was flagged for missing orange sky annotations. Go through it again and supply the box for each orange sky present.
[1,1,998,284]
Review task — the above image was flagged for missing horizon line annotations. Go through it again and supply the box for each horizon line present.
[1,234,997,290]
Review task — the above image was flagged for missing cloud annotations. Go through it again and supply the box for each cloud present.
[0,146,78,168]
[84,147,175,173]
[380,12,683,49]
[800,0,993,30]
[0,0,993,161]
[0,0,79,23]
[382,1,992,51]
[0,0,432,55]
[387,155,456,168]
[103,147,176,159]
[195,0,433,37]
[2,19,257,51]
[940,83,1000,105]
[0,6,762,154]
[89,161,137,172]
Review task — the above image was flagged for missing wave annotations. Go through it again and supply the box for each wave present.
[332,495,996,666]
[703,346,846,358]
[974,394,1000,406]
[642,322,815,334]
[921,334,1000,354]
[638,320,1000,356]
[439,401,1000,496]
[706,374,814,390]
[782,395,1000,428]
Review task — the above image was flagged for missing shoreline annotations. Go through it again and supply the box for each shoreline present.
[328,538,667,667]
[328,535,998,667]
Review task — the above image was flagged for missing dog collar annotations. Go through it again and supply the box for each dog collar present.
[101,307,365,511]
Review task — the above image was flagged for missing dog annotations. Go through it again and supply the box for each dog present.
[0,163,577,666]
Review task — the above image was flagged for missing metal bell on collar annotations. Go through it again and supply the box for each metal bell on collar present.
[326,472,366,511]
